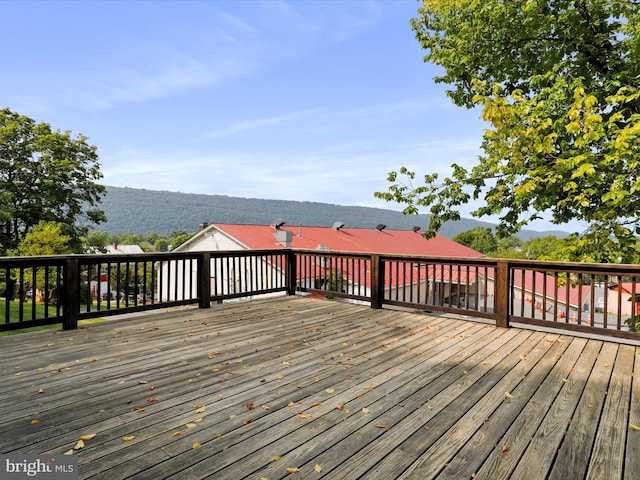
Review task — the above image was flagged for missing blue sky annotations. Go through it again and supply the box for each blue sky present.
[2,0,575,232]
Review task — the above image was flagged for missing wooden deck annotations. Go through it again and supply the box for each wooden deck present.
[1,295,639,479]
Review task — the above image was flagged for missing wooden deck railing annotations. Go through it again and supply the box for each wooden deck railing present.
[1,249,639,341]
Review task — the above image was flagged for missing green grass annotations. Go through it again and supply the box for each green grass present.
[0,298,103,336]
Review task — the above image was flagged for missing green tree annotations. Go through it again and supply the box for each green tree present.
[375,0,640,262]
[453,227,498,255]
[0,108,106,255]
[8,221,72,256]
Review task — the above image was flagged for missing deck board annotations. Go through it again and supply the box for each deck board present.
[0,295,638,479]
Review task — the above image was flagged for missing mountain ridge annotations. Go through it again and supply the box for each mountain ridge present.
[97,186,571,240]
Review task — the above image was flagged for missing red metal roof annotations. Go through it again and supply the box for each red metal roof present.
[211,224,485,257]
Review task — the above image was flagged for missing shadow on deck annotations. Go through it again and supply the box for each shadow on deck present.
[1,296,638,479]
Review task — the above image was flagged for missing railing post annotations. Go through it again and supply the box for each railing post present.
[199,253,211,308]
[371,254,384,309]
[286,251,297,295]
[495,260,510,328]
[62,257,79,330]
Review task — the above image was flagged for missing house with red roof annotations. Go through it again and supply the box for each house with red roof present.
[160,221,485,303]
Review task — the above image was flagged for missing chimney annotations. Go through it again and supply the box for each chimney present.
[273,230,293,248]
[375,224,386,231]
[199,222,209,231]
[332,221,345,231]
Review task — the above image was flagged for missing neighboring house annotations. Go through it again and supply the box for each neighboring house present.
[160,221,485,303]
[90,244,145,299]
[606,282,639,316]
[506,269,593,319]
[106,244,145,254]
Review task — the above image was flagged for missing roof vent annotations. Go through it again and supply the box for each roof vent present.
[332,221,345,231]
[376,224,387,231]
[271,218,286,230]
[412,226,421,233]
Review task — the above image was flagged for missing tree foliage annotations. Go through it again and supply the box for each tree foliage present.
[0,108,106,255]
[375,0,640,262]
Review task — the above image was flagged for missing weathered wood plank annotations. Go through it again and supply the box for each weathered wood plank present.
[625,348,640,480]
[0,295,637,480]
[586,344,635,480]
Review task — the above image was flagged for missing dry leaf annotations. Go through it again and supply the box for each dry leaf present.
[30,420,39,425]
[63,450,74,455]
[196,406,206,413]
[374,424,388,429]
[277,375,285,380]
[38,389,45,394]
[631,424,640,431]
[504,392,514,399]
[286,468,299,473]
[246,403,255,410]
[172,431,182,436]
[315,464,322,472]
[186,423,197,428]
[501,444,509,452]
[326,388,335,394]
[80,434,96,441]
[146,397,159,403]
[362,408,371,414]
[122,436,135,441]
[298,413,312,419]
[192,442,201,449]
[364,385,373,390]
[74,440,85,450]
[243,419,254,425]
[272,455,282,462]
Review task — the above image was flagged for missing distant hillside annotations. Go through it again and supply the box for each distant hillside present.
[97,186,570,240]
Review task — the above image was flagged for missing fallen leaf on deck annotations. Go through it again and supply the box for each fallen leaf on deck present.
[326,388,335,394]
[38,389,45,394]
[271,455,282,462]
[315,464,322,472]
[131,407,145,412]
[246,403,255,410]
[243,419,254,425]
[278,375,285,380]
[196,406,206,413]
[122,436,135,441]
[192,442,201,449]
[146,397,158,403]
[362,408,371,414]
[74,440,84,450]
[375,424,388,429]
[504,392,514,399]
[30,420,39,425]
[286,467,299,473]
[172,431,182,436]
[64,450,74,455]
[630,424,640,431]
[186,423,197,428]
[501,445,509,452]
[80,434,96,441]
[364,385,373,391]
[298,414,312,419]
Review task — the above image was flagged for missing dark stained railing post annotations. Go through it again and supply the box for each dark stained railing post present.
[199,253,211,308]
[371,254,384,309]
[286,251,297,295]
[495,260,510,328]
[62,257,79,330]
